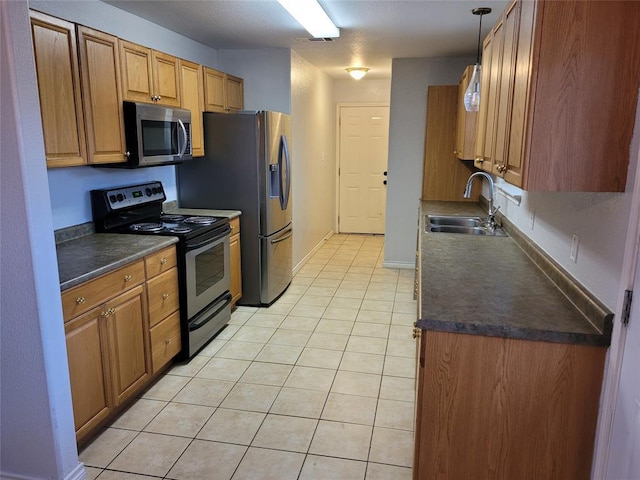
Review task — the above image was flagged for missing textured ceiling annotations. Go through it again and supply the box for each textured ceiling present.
[103,0,509,79]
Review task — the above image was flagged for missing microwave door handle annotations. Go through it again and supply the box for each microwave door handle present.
[177,119,188,158]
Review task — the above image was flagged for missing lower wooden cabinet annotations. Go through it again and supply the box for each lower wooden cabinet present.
[65,284,148,441]
[413,330,607,480]
[63,245,180,445]
[229,217,242,306]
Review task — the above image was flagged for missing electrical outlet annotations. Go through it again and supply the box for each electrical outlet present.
[529,210,535,230]
[570,234,580,263]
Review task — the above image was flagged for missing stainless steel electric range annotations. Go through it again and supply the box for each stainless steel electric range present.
[91,181,231,359]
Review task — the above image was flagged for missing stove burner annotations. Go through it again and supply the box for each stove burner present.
[184,216,216,225]
[160,214,186,222]
[130,222,164,232]
[166,226,192,234]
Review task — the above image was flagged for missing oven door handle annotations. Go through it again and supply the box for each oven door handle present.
[185,225,231,251]
[189,292,232,332]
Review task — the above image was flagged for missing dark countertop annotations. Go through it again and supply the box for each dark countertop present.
[57,234,178,291]
[418,201,612,346]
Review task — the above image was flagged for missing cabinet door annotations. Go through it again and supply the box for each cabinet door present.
[481,17,505,174]
[204,67,226,112]
[454,66,478,160]
[180,60,205,156]
[146,267,179,328]
[119,40,154,103]
[225,74,244,112]
[504,0,536,188]
[77,27,127,165]
[152,50,181,107]
[65,307,111,442]
[230,226,242,305]
[30,11,86,167]
[105,285,150,406]
[492,0,520,177]
[474,34,493,170]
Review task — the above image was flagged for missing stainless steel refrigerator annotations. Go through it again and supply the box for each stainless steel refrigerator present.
[176,111,292,306]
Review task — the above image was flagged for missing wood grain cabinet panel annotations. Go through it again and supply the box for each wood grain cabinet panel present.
[104,285,150,407]
[421,86,477,202]
[478,0,640,191]
[65,308,111,440]
[229,217,242,306]
[29,11,86,167]
[204,67,244,113]
[180,60,205,157]
[120,40,180,106]
[454,65,477,160]
[77,26,127,165]
[146,267,179,328]
[413,330,607,480]
[61,260,144,322]
[150,311,181,373]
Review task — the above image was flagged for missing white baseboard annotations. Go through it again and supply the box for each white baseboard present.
[382,260,414,269]
[293,230,335,275]
[0,463,86,480]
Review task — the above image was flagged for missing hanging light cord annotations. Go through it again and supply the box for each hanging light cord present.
[476,13,483,63]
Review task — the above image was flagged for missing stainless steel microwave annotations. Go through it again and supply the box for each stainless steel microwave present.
[117,101,193,168]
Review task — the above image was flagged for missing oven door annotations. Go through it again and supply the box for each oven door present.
[184,224,231,318]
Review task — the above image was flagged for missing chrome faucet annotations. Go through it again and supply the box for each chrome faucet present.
[463,171,499,229]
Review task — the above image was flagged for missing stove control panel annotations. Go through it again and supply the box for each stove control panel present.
[93,181,166,212]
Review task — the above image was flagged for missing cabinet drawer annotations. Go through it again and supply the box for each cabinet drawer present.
[229,217,240,235]
[145,246,177,278]
[62,260,145,322]
[150,311,181,373]
[146,267,179,327]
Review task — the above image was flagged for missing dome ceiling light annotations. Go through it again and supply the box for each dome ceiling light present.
[346,67,369,80]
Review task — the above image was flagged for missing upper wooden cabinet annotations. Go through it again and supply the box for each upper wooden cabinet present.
[119,40,181,107]
[30,11,87,167]
[180,60,205,157]
[478,0,640,191]
[77,26,128,165]
[204,67,244,113]
[454,66,478,160]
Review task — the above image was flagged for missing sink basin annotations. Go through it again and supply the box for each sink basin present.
[427,215,483,227]
[429,225,488,235]
[425,214,507,237]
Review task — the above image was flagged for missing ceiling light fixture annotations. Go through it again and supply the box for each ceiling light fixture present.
[277,0,340,38]
[346,67,369,80]
[464,7,492,112]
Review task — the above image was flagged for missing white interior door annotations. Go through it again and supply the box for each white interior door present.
[338,105,390,234]
[606,253,640,480]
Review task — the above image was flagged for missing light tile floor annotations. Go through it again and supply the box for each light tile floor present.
[81,234,417,480]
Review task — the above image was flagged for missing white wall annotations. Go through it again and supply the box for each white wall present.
[30,0,223,230]
[290,51,336,268]
[219,48,291,114]
[1,2,81,479]
[333,78,391,104]
[384,56,475,267]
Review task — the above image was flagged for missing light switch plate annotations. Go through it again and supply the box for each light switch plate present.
[570,234,580,263]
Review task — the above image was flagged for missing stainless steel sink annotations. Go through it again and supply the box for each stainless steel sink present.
[425,215,507,237]
[427,215,483,227]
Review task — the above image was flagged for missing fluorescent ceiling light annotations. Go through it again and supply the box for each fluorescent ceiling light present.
[278,0,340,38]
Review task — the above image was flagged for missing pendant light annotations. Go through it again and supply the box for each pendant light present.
[464,7,492,112]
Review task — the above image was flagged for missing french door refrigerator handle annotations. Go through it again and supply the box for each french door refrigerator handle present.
[270,228,293,245]
[278,135,291,210]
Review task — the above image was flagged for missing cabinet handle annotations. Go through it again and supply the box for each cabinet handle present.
[412,327,421,339]
[124,151,130,158]
[124,275,132,282]
[160,258,167,265]
[76,296,85,305]
[100,308,115,318]
[165,338,172,345]
[162,293,170,300]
